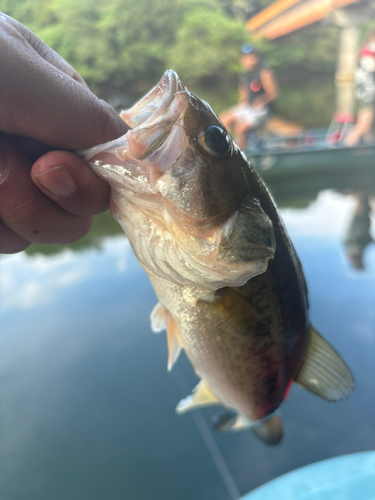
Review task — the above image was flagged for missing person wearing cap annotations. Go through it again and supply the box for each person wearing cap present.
[220,44,278,149]
[345,28,375,147]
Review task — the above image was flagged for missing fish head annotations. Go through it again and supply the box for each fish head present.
[80,70,275,289]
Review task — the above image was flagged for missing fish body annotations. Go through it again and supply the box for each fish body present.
[148,173,308,424]
[79,71,354,443]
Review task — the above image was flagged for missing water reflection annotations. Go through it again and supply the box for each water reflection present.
[1,171,375,500]
[343,194,374,270]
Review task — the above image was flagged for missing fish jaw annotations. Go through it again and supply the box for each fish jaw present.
[78,70,275,289]
[78,70,189,190]
[109,187,274,290]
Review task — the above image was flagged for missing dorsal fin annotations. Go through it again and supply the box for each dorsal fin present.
[295,326,354,401]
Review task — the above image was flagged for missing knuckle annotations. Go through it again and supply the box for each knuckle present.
[3,195,39,227]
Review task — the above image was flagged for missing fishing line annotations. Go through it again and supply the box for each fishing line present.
[172,365,241,500]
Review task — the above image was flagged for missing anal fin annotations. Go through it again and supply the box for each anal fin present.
[295,326,355,401]
[176,380,220,414]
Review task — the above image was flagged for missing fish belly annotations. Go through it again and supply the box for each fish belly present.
[149,273,287,421]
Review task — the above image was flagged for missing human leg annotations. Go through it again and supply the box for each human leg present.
[345,106,374,146]
[235,121,252,149]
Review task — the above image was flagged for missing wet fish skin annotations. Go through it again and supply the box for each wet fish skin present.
[148,162,309,423]
[78,70,354,444]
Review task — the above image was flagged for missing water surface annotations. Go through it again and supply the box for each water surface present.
[1,174,374,500]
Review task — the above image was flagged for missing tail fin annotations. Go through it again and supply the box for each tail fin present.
[212,411,283,446]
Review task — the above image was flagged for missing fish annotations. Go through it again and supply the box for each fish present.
[78,70,354,445]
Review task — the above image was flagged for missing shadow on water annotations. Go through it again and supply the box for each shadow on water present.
[1,157,375,500]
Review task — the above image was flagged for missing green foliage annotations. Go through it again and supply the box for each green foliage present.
[168,6,246,98]
[275,80,335,128]
[1,0,345,124]
[260,25,339,75]
[1,0,188,98]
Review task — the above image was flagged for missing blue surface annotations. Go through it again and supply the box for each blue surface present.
[1,189,375,499]
[243,451,375,500]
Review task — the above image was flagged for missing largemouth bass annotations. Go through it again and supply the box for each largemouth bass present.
[79,70,354,444]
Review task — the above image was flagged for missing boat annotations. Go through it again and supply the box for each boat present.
[246,130,375,200]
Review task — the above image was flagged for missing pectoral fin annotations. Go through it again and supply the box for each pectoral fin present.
[150,304,182,371]
[200,287,268,336]
[295,326,354,401]
[150,302,166,333]
[166,312,182,372]
[176,380,220,414]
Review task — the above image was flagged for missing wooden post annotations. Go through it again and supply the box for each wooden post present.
[335,24,359,118]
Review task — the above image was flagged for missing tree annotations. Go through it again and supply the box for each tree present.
[2,0,342,124]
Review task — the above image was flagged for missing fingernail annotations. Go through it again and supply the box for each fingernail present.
[35,165,77,198]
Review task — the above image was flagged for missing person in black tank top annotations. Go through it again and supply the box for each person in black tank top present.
[220,44,278,149]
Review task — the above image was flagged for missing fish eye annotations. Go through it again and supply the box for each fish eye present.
[198,125,231,156]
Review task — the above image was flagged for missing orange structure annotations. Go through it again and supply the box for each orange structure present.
[247,0,304,31]
[247,0,360,39]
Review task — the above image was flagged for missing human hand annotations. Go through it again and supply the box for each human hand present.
[0,14,129,254]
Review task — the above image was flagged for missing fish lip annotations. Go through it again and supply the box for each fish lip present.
[155,70,178,115]
[123,69,182,134]
[123,70,189,164]
[76,70,185,164]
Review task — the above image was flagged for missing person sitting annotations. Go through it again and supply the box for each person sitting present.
[345,28,375,147]
[219,44,278,150]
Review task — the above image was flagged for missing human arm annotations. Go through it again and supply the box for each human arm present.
[252,68,278,109]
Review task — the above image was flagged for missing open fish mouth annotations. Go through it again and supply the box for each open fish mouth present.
[77,70,189,174]
[120,70,180,129]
